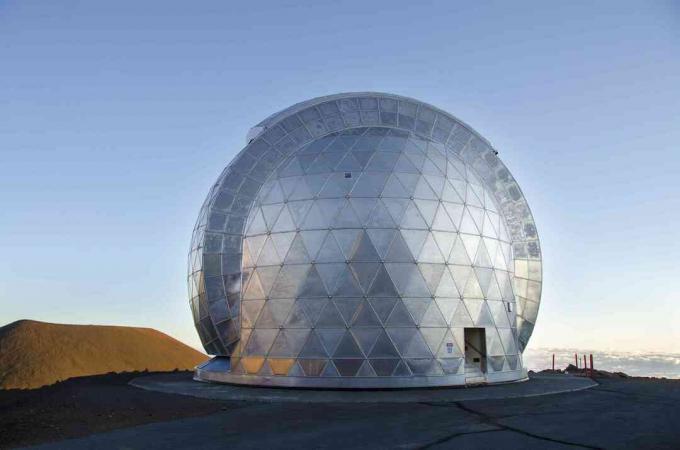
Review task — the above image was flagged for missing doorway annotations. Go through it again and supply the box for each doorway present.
[464,328,487,376]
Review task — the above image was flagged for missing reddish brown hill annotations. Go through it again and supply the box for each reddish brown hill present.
[0,320,207,389]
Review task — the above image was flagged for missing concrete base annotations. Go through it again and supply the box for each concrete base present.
[131,372,596,403]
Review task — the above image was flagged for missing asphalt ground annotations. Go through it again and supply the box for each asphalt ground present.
[18,373,680,450]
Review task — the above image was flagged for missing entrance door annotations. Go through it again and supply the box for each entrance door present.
[464,328,487,382]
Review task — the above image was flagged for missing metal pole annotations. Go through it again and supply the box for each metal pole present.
[583,355,587,374]
[590,354,594,377]
[552,353,555,371]
[575,353,578,368]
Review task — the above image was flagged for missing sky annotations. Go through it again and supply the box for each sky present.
[1,1,679,354]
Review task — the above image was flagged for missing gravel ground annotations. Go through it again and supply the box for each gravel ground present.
[0,371,237,449]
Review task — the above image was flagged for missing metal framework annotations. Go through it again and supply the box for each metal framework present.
[188,92,542,388]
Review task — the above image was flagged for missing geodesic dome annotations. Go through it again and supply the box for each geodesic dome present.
[188,93,542,388]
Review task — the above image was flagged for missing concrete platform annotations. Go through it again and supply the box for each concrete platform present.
[130,372,596,403]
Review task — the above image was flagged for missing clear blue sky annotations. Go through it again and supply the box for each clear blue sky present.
[1,1,678,353]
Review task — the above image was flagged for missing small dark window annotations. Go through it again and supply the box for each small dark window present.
[344,172,352,178]
[507,302,512,312]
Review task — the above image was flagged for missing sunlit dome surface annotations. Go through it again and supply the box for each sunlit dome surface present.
[188,93,542,388]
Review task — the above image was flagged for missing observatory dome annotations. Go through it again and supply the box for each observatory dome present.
[188,93,542,387]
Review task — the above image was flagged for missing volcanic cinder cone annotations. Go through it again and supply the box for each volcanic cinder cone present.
[0,320,207,389]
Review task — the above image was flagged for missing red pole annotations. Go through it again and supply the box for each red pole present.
[575,353,578,368]
[552,354,555,371]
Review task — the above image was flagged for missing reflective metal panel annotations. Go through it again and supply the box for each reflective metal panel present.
[188,93,541,387]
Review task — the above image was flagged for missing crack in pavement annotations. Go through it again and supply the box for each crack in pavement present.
[414,401,603,449]
[416,401,459,408]
[415,428,504,449]
[454,402,603,449]
[418,401,595,420]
